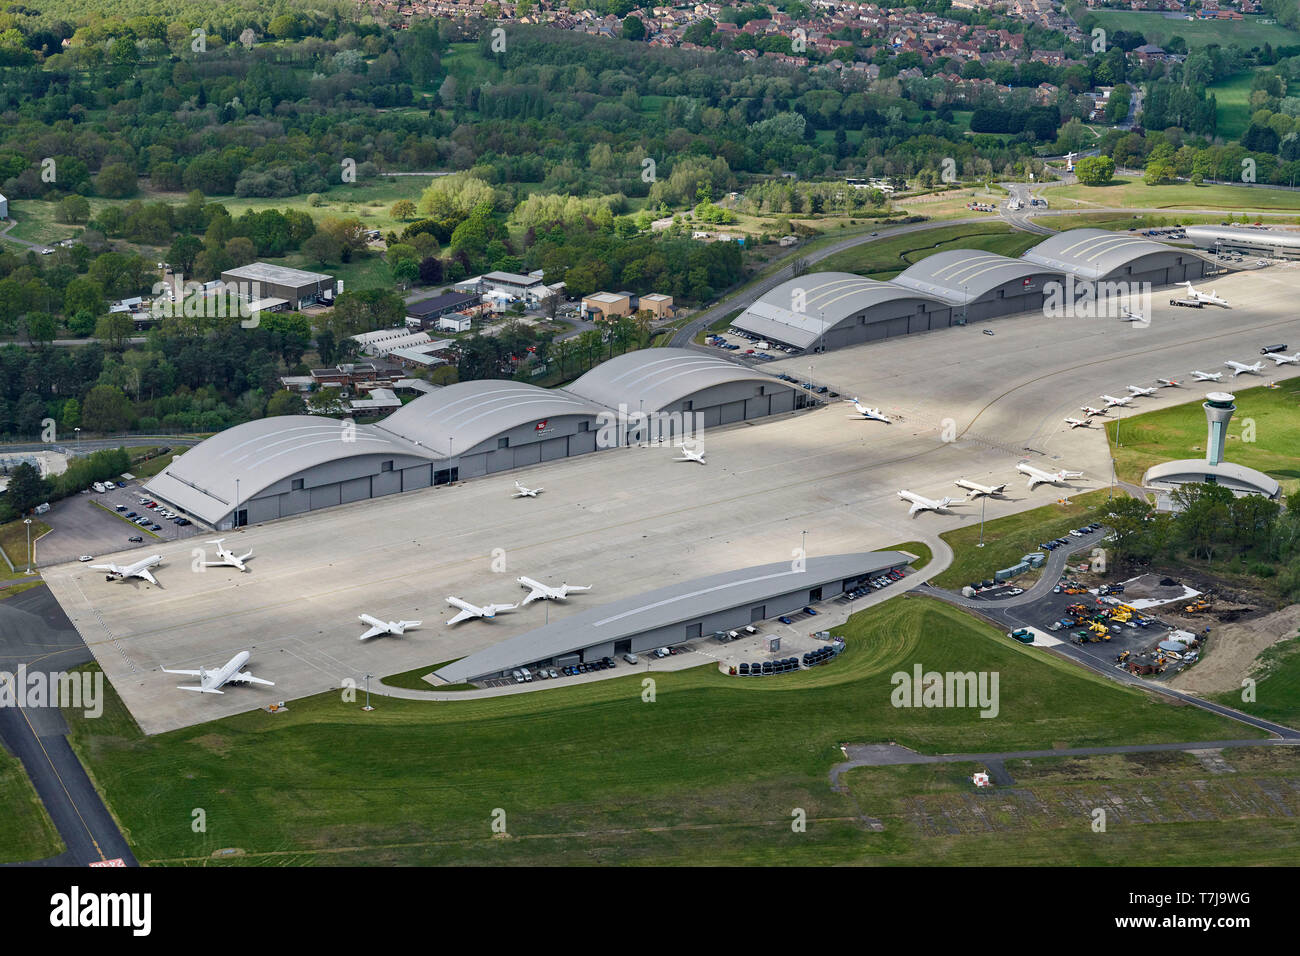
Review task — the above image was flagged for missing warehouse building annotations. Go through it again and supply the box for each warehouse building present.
[405,291,481,330]
[1184,224,1300,260]
[432,552,912,684]
[220,262,337,310]
[890,251,1064,323]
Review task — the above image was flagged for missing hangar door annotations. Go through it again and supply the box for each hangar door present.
[513,443,542,468]
[719,400,746,425]
[539,436,568,462]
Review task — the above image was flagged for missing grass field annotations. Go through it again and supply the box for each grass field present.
[1209,71,1261,142]
[0,518,49,580]
[816,223,1040,279]
[1212,634,1300,729]
[930,489,1116,590]
[0,579,47,600]
[1071,7,1300,50]
[1107,378,1300,498]
[843,745,1300,865]
[1031,211,1253,232]
[63,596,1255,865]
[0,747,64,864]
[1050,178,1300,213]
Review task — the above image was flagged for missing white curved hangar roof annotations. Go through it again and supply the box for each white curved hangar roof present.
[1142,459,1281,499]
[736,273,948,348]
[892,250,1056,304]
[565,348,785,412]
[1022,228,1193,280]
[1184,224,1300,250]
[376,380,603,455]
[145,417,417,523]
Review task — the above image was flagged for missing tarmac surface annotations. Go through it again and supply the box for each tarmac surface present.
[38,265,1300,736]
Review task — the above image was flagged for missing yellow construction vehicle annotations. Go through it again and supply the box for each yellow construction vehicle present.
[1185,598,1211,613]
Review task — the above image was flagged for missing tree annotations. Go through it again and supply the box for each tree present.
[266,390,306,417]
[1074,155,1114,186]
[95,162,139,199]
[94,312,134,351]
[80,384,133,433]
[168,235,203,275]
[23,311,56,348]
[57,195,91,225]
[3,462,47,514]
[303,231,342,266]
[390,199,417,221]
[622,15,646,40]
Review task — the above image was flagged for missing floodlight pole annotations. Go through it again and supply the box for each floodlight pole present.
[234,477,240,530]
[362,673,373,711]
[976,496,986,548]
[24,518,32,574]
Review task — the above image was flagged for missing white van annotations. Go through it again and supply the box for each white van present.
[623,653,639,664]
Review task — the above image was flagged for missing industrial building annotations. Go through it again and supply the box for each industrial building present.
[432,552,912,684]
[220,262,338,311]
[1184,224,1300,260]
[732,228,1216,352]
[405,291,481,329]
[145,349,800,528]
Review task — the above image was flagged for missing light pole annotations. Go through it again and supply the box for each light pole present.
[23,518,32,574]
[362,673,373,711]
[74,427,80,452]
[801,529,808,562]
[234,477,240,529]
[976,496,986,548]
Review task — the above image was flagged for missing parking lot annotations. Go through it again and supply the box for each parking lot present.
[35,482,204,567]
[704,328,799,362]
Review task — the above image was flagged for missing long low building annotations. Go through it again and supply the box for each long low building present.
[145,349,801,528]
[732,228,1216,352]
[433,552,912,684]
[1184,224,1300,260]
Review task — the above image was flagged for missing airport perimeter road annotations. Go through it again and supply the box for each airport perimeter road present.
[0,586,136,866]
[0,435,203,456]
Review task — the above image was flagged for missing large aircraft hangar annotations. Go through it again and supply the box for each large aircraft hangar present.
[1020,228,1213,285]
[145,349,799,528]
[890,251,1063,324]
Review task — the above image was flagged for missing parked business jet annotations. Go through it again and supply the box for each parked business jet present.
[954,478,1007,499]
[1017,462,1084,490]
[1156,378,1181,388]
[673,442,706,464]
[91,555,162,585]
[161,650,273,694]
[845,398,892,423]
[1183,282,1228,306]
[512,481,543,498]
[1100,394,1132,408]
[1064,417,1092,429]
[1119,307,1147,322]
[1190,370,1224,382]
[897,490,957,518]
[1126,385,1158,397]
[1265,352,1300,366]
[1225,360,1265,377]
[202,538,252,572]
[446,596,518,625]
[517,575,592,605]
[358,614,422,641]
[1080,405,1108,417]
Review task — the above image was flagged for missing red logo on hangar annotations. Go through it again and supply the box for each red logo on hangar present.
[535,420,548,431]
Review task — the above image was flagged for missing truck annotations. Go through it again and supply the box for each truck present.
[1007,628,1034,644]
[1169,298,1203,308]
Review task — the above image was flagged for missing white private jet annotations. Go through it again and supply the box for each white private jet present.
[1100,394,1132,408]
[161,650,273,695]
[898,490,957,518]
[1183,282,1228,307]
[517,575,592,606]
[845,398,892,424]
[954,478,1006,499]
[1119,307,1147,322]
[1225,360,1265,377]
[1017,462,1084,490]
[1064,417,1091,429]
[1080,405,1108,417]
[91,555,163,585]
[1156,378,1181,388]
[1126,385,1157,397]
[202,538,252,572]
[1265,352,1300,366]
[446,596,518,625]
[1191,370,1224,382]
[512,480,543,498]
[673,443,706,464]
[358,614,422,641]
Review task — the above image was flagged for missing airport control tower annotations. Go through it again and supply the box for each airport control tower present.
[1203,391,1236,467]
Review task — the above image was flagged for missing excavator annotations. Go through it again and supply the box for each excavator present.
[1185,598,1212,613]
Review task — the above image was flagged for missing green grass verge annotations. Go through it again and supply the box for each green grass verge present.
[1208,71,1262,142]
[0,745,64,864]
[883,540,933,572]
[0,518,49,580]
[0,580,47,600]
[64,596,1256,865]
[817,222,1040,279]
[1108,379,1300,499]
[124,446,174,481]
[1211,634,1300,728]
[381,659,469,691]
[931,489,1116,590]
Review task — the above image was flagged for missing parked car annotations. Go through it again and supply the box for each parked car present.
[128,535,143,543]
[78,555,94,562]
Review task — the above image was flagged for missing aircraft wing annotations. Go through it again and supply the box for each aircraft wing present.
[89,565,119,574]
[564,585,592,595]
[359,624,387,640]
[177,686,224,694]
[134,568,158,585]
[486,603,518,615]
[908,501,927,517]
[233,671,274,686]
[160,667,202,677]
[519,587,546,606]
[447,608,478,625]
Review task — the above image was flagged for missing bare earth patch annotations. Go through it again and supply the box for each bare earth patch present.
[1169,604,1300,696]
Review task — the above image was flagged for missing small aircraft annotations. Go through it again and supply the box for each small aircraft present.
[673,442,706,464]
[1080,405,1108,417]
[1156,378,1180,388]
[517,575,592,606]
[1064,417,1092,429]
[1265,352,1300,366]
[1190,369,1224,382]
[358,614,422,641]
[91,555,163,585]
[1224,360,1264,377]
[1100,394,1132,408]
[1017,462,1084,490]
[446,596,518,625]
[1119,307,1147,322]
[954,478,1006,499]
[512,480,543,498]
[161,650,273,695]
[845,398,891,424]
[1183,282,1228,307]
[202,538,252,572]
[1126,385,1157,397]
[897,490,957,518]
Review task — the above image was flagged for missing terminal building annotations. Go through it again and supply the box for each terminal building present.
[1184,224,1300,260]
[145,349,800,528]
[432,552,912,684]
[732,228,1215,352]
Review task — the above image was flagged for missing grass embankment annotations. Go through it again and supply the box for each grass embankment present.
[883,540,934,572]
[931,489,1115,590]
[1107,379,1300,499]
[817,222,1039,279]
[124,446,174,481]
[0,747,64,864]
[381,659,471,691]
[64,596,1255,865]
[1212,635,1300,729]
